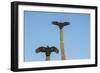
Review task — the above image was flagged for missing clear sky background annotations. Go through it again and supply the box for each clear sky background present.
[24,11,90,62]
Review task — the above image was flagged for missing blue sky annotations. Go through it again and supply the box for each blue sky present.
[24,11,90,62]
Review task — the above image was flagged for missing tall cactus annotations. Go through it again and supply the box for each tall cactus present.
[52,21,70,60]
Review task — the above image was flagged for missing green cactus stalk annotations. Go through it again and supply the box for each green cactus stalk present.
[52,21,70,60]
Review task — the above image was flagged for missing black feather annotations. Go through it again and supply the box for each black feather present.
[50,46,59,53]
[52,21,59,24]
[35,46,46,53]
[63,22,70,25]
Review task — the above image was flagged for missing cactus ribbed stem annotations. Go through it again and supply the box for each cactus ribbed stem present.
[60,29,66,60]
[46,56,50,61]
[52,21,70,60]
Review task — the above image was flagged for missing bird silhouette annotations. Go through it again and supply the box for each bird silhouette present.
[52,21,70,29]
[36,46,59,61]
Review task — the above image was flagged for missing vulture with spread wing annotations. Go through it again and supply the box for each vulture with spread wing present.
[35,46,59,61]
[52,21,70,29]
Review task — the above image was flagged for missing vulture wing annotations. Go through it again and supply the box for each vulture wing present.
[63,22,70,26]
[50,46,59,53]
[52,21,59,25]
[35,46,46,53]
